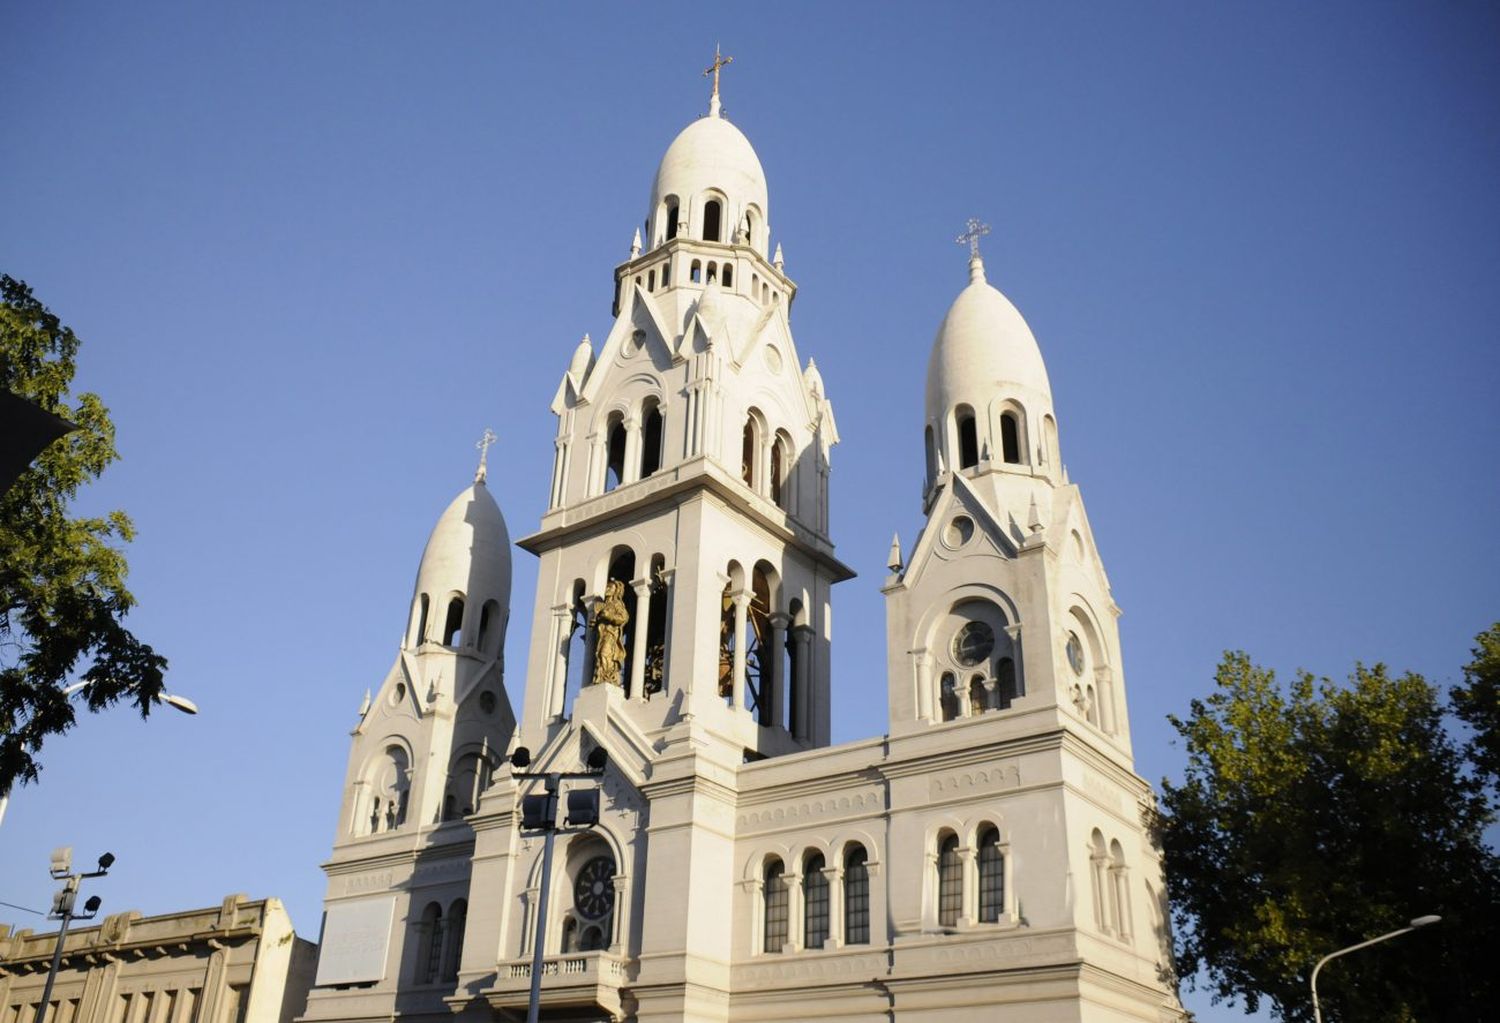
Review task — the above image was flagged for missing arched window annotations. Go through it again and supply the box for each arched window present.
[844,846,870,945]
[647,269,655,291]
[706,261,718,284]
[664,200,679,241]
[1090,829,1109,931]
[563,580,588,716]
[763,859,788,953]
[969,674,988,716]
[607,550,637,695]
[690,260,702,284]
[561,916,579,953]
[411,593,429,647]
[939,672,960,722]
[722,264,733,287]
[604,414,627,491]
[446,752,492,819]
[1001,411,1022,464]
[803,852,829,950]
[477,599,501,654]
[703,199,722,242]
[416,902,443,983]
[770,434,790,508]
[662,260,671,286]
[978,827,1004,923]
[741,415,760,489]
[1044,414,1058,467]
[364,745,410,835]
[640,401,664,478]
[956,406,979,469]
[924,425,936,485]
[443,900,467,981]
[997,657,1016,710]
[442,597,464,647]
[570,851,616,952]
[1110,840,1131,939]
[937,834,962,928]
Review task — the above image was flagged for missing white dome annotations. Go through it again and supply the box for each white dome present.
[412,480,512,612]
[925,257,1052,426]
[649,115,770,252]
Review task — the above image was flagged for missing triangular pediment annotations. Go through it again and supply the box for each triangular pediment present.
[897,473,1019,591]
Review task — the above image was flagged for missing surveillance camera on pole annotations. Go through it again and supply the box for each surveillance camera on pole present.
[34,849,113,1023]
[507,744,610,1023]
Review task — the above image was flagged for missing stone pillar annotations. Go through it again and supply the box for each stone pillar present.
[790,624,814,740]
[766,612,790,728]
[550,604,572,719]
[1091,853,1111,933]
[914,650,933,722]
[629,578,652,701]
[1000,840,1017,923]
[786,867,804,952]
[825,864,844,948]
[1005,623,1025,697]
[982,677,999,713]
[959,844,977,927]
[622,414,641,485]
[609,875,630,952]
[730,590,751,711]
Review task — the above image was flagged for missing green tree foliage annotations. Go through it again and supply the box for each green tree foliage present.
[1158,640,1500,1022]
[1,274,167,796]
[1452,623,1500,786]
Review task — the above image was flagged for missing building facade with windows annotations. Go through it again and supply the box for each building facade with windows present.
[298,71,1184,1023]
[0,896,315,1023]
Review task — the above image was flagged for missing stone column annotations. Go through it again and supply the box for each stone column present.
[609,875,629,952]
[1091,853,1111,933]
[1000,840,1017,924]
[622,414,641,484]
[959,844,977,927]
[730,590,751,711]
[825,863,844,948]
[914,650,933,722]
[786,867,804,952]
[982,677,999,713]
[1005,623,1025,696]
[629,578,652,700]
[790,624,814,740]
[550,604,572,719]
[766,612,790,728]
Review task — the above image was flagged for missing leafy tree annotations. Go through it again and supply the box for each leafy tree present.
[1158,645,1500,1022]
[1452,623,1500,787]
[1,274,168,799]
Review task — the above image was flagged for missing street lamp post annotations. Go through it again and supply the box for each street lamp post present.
[33,847,114,1023]
[0,682,199,827]
[509,745,608,1023]
[1310,914,1441,1023]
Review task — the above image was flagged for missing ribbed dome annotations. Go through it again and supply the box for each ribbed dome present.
[650,115,769,252]
[925,257,1052,426]
[412,480,512,611]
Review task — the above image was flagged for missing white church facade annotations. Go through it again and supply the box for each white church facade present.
[298,63,1185,1023]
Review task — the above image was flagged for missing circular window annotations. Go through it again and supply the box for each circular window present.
[943,515,975,549]
[1066,632,1086,676]
[764,345,783,374]
[573,855,617,921]
[952,621,995,667]
[478,691,497,715]
[390,682,406,706]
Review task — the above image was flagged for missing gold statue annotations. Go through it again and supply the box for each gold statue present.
[590,579,630,686]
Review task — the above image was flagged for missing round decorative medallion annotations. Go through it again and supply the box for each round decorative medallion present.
[943,515,975,549]
[952,621,995,668]
[1066,632,1085,676]
[573,856,617,921]
[764,345,783,374]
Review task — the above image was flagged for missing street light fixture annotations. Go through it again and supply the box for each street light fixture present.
[509,744,608,1023]
[0,682,199,827]
[1310,914,1441,1023]
[34,847,114,1023]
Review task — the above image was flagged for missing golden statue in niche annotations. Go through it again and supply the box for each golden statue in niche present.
[590,579,630,687]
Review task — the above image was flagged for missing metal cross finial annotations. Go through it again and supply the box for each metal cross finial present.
[475,428,497,483]
[956,217,991,258]
[704,44,733,116]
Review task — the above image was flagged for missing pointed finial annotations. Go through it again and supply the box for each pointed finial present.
[1027,495,1043,534]
[956,217,990,282]
[887,533,903,573]
[773,242,784,271]
[704,44,734,118]
[475,428,497,484]
[630,227,642,258]
[357,689,371,717]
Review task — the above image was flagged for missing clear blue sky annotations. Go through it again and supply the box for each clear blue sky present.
[3,4,1496,1020]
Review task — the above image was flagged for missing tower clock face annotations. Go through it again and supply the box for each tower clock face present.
[952,621,995,667]
[1066,632,1086,675]
[574,856,617,921]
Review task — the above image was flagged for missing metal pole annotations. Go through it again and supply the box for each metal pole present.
[33,886,76,1023]
[525,774,559,1023]
[1310,919,1436,1022]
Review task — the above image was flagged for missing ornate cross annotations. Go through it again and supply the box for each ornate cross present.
[956,217,991,258]
[704,44,733,114]
[475,428,497,483]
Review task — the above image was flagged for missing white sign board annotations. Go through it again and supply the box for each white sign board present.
[314,895,396,986]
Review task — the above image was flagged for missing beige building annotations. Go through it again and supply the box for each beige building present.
[0,896,316,1023]
[301,68,1186,1023]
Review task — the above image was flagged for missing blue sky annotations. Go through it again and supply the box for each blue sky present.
[2,4,1496,1020]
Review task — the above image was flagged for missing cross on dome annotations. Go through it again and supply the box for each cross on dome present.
[475,427,497,483]
[703,44,733,117]
[956,217,991,259]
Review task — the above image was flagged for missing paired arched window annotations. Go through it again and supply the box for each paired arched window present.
[477,599,501,655]
[770,432,793,509]
[703,199,723,242]
[664,200,679,241]
[604,414,627,492]
[939,671,961,723]
[690,260,702,283]
[937,833,962,928]
[924,425,937,485]
[803,853,829,949]
[978,827,1004,923]
[363,745,411,836]
[441,597,464,646]
[443,899,466,981]
[844,846,870,945]
[741,415,760,488]
[722,264,733,287]
[410,593,430,647]
[763,859,789,953]
[416,902,444,983]
[956,406,979,469]
[640,401,664,478]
